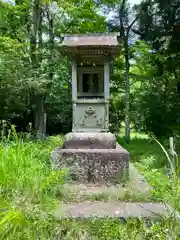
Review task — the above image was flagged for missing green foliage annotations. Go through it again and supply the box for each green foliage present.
[0,132,180,239]
[99,0,180,137]
[0,131,66,201]
[0,0,106,134]
[0,130,69,239]
[1,0,180,137]
[131,0,180,136]
[119,132,180,211]
[1,0,180,238]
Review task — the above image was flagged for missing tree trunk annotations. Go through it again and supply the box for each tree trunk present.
[30,0,46,138]
[119,0,131,143]
[124,37,130,143]
[30,0,40,65]
[46,5,55,85]
[35,95,45,139]
[37,6,46,138]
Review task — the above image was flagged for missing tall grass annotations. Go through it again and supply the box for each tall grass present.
[0,134,66,199]
[0,128,180,239]
[0,129,68,239]
[119,132,180,210]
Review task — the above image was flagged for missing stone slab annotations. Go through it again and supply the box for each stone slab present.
[61,163,151,201]
[51,144,129,183]
[56,202,177,219]
[64,132,116,149]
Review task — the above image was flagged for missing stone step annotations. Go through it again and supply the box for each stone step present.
[60,163,151,202]
[56,201,179,219]
[64,132,116,149]
[61,182,149,202]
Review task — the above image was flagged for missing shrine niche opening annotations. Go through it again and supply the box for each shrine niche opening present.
[77,67,104,99]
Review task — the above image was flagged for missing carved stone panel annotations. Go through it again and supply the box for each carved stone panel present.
[74,103,106,132]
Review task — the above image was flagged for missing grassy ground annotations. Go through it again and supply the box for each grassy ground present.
[118,132,180,210]
[0,130,180,239]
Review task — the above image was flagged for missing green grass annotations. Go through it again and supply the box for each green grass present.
[118,132,180,210]
[0,130,180,239]
[0,134,68,239]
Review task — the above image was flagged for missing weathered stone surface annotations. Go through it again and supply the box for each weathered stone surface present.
[60,33,121,56]
[61,163,151,201]
[56,202,177,219]
[64,132,116,149]
[51,144,129,183]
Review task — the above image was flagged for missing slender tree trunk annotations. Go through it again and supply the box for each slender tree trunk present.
[124,37,130,143]
[49,12,54,70]
[30,0,46,138]
[37,6,46,138]
[46,5,54,84]
[119,0,131,143]
[174,70,180,95]
[36,95,45,139]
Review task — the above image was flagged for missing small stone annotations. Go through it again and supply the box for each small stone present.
[119,217,127,224]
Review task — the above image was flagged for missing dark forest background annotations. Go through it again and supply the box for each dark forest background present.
[1,0,180,139]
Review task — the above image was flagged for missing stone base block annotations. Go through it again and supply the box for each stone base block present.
[51,144,129,183]
[64,132,116,149]
[56,202,177,220]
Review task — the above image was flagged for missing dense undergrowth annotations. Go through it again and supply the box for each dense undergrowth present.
[0,130,180,239]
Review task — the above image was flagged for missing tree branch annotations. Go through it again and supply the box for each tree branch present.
[119,0,126,37]
[127,15,139,35]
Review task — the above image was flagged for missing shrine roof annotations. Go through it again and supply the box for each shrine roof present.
[60,33,120,47]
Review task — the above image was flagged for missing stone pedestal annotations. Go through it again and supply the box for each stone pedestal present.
[51,133,129,184]
[64,132,116,149]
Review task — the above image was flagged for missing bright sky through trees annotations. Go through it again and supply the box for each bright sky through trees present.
[129,0,142,5]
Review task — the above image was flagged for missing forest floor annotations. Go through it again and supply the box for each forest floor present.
[0,131,180,239]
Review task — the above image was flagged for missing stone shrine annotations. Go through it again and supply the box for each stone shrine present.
[51,33,129,183]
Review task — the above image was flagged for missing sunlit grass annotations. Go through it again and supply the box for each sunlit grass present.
[118,131,180,212]
[0,129,179,239]
[0,133,68,239]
